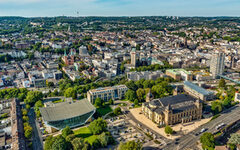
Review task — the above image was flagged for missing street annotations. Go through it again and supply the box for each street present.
[163,104,240,150]
[29,108,44,150]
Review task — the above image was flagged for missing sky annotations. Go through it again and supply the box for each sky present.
[0,0,240,17]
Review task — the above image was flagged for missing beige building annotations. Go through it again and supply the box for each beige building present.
[142,93,202,126]
[166,69,193,81]
[87,85,128,104]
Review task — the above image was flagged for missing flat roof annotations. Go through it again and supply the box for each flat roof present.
[40,98,96,122]
[89,85,127,93]
[166,69,191,75]
[184,81,213,96]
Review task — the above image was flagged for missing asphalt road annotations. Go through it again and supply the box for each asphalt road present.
[29,109,43,150]
[163,104,240,150]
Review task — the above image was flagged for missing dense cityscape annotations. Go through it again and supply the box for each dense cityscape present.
[0,16,240,150]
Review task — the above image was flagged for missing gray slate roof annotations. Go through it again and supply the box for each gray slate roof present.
[40,98,96,122]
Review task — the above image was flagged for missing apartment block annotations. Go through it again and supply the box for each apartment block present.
[87,85,128,104]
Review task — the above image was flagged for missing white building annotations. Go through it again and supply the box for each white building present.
[210,53,225,78]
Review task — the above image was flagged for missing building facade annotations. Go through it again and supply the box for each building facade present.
[62,49,74,65]
[127,70,164,81]
[142,93,202,126]
[40,98,96,133]
[183,81,214,101]
[130,48,137,67]
[87,85,128,104]
[166,69,193,81]
[11,99,26,150]
[210,53,225,78]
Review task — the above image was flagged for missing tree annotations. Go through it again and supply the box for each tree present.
[64,88,77,99]
[200,133,215,150]
[66,134,76,142]
[120,62,125,72]
[23,116,29,122]
[35,100,43,108]
[26,104,31,110]
[62,126,73,138]
[109,99,114,105]
[134,99,139,106]
[94,97,104,108]
[18,93,26,101]
[22,109,28,116]
[52,136,68,150]
[211,101,223,114]
[223,97,231,108]
[165,126,173,135]
[126,81,138,91]
[219,78,226,88]
[125,90,137,102]
[118,140,142,150]
[92,138,101,149]
[143,80,152,89]
[47,81,54,88]
[44,136,55,150]
[24,125,33,139]
[24,91,43,106]
[72,138,90,150]
[88,118,107,135]
[113,107,122,116]
[98,132,109,147]
[136,44,141,50]
[228,133,240,145]
[136,88,145,102]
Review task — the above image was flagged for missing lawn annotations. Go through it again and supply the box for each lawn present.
[96,105,113,117]
[52,99,64,103]
[73,127,98,145]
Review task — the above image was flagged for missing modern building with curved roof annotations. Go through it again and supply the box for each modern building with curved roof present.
[40,98,96,133]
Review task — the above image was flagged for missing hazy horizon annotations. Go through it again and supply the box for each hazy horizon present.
[0,0,240,17]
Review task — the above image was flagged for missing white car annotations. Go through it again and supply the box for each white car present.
[200,128,207,133]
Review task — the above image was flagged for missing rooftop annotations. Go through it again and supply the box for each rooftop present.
[167,69,191,75]
[184,81,213,96]
[40,98,96,122]
[147,94,198,114]
[89,85,127,93]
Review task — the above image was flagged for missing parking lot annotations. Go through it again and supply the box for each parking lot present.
[107,115,147,144]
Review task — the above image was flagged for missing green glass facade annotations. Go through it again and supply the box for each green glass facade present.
[46,111,95,130]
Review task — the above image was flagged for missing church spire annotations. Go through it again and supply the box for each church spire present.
[64,49,67,56]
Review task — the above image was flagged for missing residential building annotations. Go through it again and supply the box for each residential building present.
[127,70,164,81]
[79,46,90,57]
[87,85,128,104]
[210,53,225,78]
[11,99,26,150]
[184,81,214,101]
[235,92,240,102]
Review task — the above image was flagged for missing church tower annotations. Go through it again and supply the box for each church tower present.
[146,89,154,102]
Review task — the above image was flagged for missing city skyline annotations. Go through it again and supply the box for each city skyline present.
[0,0,240,17]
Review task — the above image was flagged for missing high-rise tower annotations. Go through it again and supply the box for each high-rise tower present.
[130,48,136,67]
[210,52,225,78]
